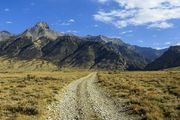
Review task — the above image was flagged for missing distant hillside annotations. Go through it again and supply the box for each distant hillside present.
[145,46,180,70]
[0,57,58,71]
[164,66,180,71]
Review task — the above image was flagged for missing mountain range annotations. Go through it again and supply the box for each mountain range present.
[0,21,179,70]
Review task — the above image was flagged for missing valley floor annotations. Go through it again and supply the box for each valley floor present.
[0,70,179,120]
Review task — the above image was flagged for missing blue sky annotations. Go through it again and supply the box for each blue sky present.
[0,0,180,49]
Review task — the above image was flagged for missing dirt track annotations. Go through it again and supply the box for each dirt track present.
[46,73,132,120]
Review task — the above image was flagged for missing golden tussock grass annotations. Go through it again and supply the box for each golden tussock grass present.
[97,71,180,120]
[0,69,90,120]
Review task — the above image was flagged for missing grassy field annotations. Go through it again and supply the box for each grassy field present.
[0,70,90,120]
[164,66,180,71]
[0,57,58,72]
[97,71,180,120]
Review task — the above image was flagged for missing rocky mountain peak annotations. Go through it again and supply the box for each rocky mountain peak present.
[1,31,11,34]
[35,21,49,30]
[22,21,64,40]
[0,31,13,41]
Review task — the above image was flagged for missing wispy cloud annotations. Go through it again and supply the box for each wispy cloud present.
[60,22,71,26]
[94,0,180,29]
[149,22,174,29]
[57,19,76,26]
[97,0,110,4]
[162,41,180,47]
[139,40,144,43]
[5,21,13,24]
[165,41,171,45]
[4,8,10,12]
[67,30,78,34]
[156,47,168,50]
[176,42,180,46]
[120,30,133,35]
[68,19,75,23]
[94,24,99,27]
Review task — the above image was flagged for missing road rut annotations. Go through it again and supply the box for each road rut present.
[46,73,132,120]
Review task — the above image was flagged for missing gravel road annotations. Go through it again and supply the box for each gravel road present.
[46,73,133,120]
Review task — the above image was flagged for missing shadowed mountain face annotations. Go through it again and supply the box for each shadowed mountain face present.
[42,36,127,69]
[0,35,127,70]
[145,46,180,70]
[0,22,167,70]
[0,31,13,41]
[131,46,167,61]
[84,35,166,61]
[84,36,149,70]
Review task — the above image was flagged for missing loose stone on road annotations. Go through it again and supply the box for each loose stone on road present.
[46,73,132,120]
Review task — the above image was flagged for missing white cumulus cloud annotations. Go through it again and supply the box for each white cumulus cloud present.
[94,0,180,29]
